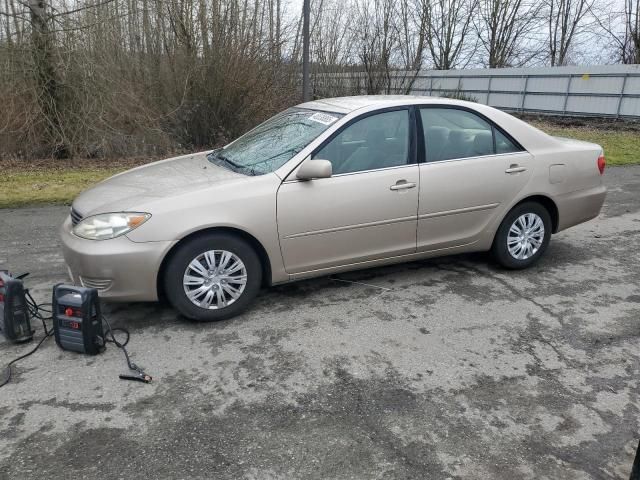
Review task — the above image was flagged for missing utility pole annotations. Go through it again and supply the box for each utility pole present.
[302,0,311,102]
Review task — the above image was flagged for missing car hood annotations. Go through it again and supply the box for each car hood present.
[73,151,246,215]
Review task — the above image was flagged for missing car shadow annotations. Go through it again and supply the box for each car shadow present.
[103,240,585,331]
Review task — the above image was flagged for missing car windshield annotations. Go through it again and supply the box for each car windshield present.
[207,108,343,175]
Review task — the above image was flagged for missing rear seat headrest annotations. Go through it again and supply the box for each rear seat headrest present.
[425,126,449,145]
[473,131,493,156]
[448,130,467,142]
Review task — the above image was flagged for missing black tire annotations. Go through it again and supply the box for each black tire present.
[164,232,262,321]
[491,201,552,269]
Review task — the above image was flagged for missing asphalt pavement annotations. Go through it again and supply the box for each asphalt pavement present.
[1,166,639,479]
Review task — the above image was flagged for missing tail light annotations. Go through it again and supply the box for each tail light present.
[597,154,606,175]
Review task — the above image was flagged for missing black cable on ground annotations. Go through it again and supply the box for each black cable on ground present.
[0,292,54,388]
[102,315,152,383]
[1,292,151,386]
[0,331,54,388]
[25,289,52,335]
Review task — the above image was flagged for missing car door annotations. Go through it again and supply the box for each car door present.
[417,106,533,252]
[277,107,420,274]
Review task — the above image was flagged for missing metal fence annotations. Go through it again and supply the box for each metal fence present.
[315,65,640,119]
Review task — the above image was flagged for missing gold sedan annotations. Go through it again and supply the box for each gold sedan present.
[61,96,607,321]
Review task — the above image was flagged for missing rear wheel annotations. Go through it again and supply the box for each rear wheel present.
[164,232,262,321]
[491,202,552,269]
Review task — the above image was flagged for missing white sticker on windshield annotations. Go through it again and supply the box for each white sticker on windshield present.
[308,112,339,126]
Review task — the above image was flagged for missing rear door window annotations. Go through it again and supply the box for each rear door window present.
[420,108,522,162]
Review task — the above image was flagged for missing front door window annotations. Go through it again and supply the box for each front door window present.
[313,110,410,174]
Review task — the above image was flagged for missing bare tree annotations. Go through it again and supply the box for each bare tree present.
[309,0,355,95]
[475,0,541,67]
[0,0,300,158]
[352,0,395,93]
[349,0,429,94]
[416,0,479,70]
[0,0,629,161]
[27,0,66,155]
[590,0,639,64]
[618,0,640,63]
[545,0,594,65]
[627,0,640,62]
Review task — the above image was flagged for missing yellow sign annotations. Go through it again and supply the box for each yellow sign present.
[582,74,590,80]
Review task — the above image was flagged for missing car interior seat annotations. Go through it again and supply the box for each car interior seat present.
[447,130,473,160]
[340,128,387,173]
[472,131,493,157]
[424,126,450,162]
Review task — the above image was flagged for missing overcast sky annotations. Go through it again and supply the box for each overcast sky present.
[282,0,632,68]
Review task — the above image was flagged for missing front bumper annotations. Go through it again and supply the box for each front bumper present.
[60,216,176,302]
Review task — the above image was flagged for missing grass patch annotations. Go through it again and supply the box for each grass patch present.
[531,122,640,166]
[0,168,122,209]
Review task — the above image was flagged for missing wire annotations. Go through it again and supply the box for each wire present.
[0,331,54,388]
[105,325,130,349]
[25,290,52,335]
[102,315,151,382]
[0,290,55,388]
[1,289,151,386]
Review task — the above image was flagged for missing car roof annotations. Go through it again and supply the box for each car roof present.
[297,95,471,114]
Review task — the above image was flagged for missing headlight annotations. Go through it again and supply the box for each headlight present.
[73,212,151,240]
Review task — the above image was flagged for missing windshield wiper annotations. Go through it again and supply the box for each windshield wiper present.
[244,147,302,169]
[217,153,242,169]
[238,147,303,176]
[207,151,248,174]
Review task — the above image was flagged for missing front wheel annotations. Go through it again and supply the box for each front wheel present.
[491,202,552,269]
[164,233,262,321]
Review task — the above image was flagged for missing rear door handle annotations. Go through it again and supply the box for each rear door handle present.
[390,180,417,191]
[505,164,527,174]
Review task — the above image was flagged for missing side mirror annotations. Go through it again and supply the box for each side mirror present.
[296,159,332,180]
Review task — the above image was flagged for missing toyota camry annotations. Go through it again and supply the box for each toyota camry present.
[61,96,607,321]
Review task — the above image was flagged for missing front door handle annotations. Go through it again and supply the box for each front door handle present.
[390,180,417,191]
[505,164,527,174]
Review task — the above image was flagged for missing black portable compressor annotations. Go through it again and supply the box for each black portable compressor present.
[52,284,105,355]
[0,271,34,343]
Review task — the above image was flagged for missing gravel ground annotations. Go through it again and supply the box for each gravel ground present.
[1,166,639,479]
